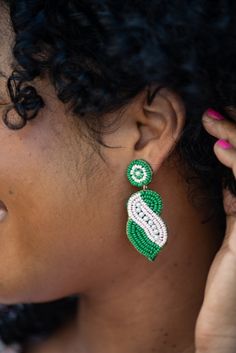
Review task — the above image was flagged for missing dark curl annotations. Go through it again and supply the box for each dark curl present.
[3,70,45,129]
[1,0,236,350]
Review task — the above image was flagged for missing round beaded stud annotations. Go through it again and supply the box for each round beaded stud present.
[125,159,168,261]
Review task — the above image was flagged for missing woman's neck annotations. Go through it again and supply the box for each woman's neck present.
[71,169,224,353]
[25,165,224,353]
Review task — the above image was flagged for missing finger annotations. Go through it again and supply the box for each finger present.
[202,111,236,148]
[213,139,236,171]
[223,188,236,218]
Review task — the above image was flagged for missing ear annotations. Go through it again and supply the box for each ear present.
[102,86,186,176]
[139,86,186,169]
[108,86,186,174]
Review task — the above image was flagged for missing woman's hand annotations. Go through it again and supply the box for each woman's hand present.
[194,108,236,353]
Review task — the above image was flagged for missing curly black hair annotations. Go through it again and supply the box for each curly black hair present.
[1,0,236,350]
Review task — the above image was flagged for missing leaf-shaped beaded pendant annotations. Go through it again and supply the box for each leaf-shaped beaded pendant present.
[126,159,168,261]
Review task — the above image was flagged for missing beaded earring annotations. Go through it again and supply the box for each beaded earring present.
[126,159,168,261]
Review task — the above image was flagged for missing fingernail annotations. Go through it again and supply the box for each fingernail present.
[216,139,233,149]
[206,108,225,120]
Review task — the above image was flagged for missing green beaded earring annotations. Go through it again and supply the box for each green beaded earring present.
[126,159,168,261]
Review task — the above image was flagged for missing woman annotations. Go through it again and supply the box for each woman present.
[0,0,236,352]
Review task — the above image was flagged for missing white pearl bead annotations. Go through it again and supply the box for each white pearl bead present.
[139,212,144,217]
[143,216,148,221]
[148,220,153,225]
[136,207,141,213]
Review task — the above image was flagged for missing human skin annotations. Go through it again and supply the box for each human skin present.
[0,5,234,353]
[194,113,236,353]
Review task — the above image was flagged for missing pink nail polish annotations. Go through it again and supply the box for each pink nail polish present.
[216,139,233,149]
[206,108,225,120]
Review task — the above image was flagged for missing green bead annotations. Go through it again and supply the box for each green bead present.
[140,190,163,215]
[125,159,168,262]
[126,219,162,261]
[126,159,153,187]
